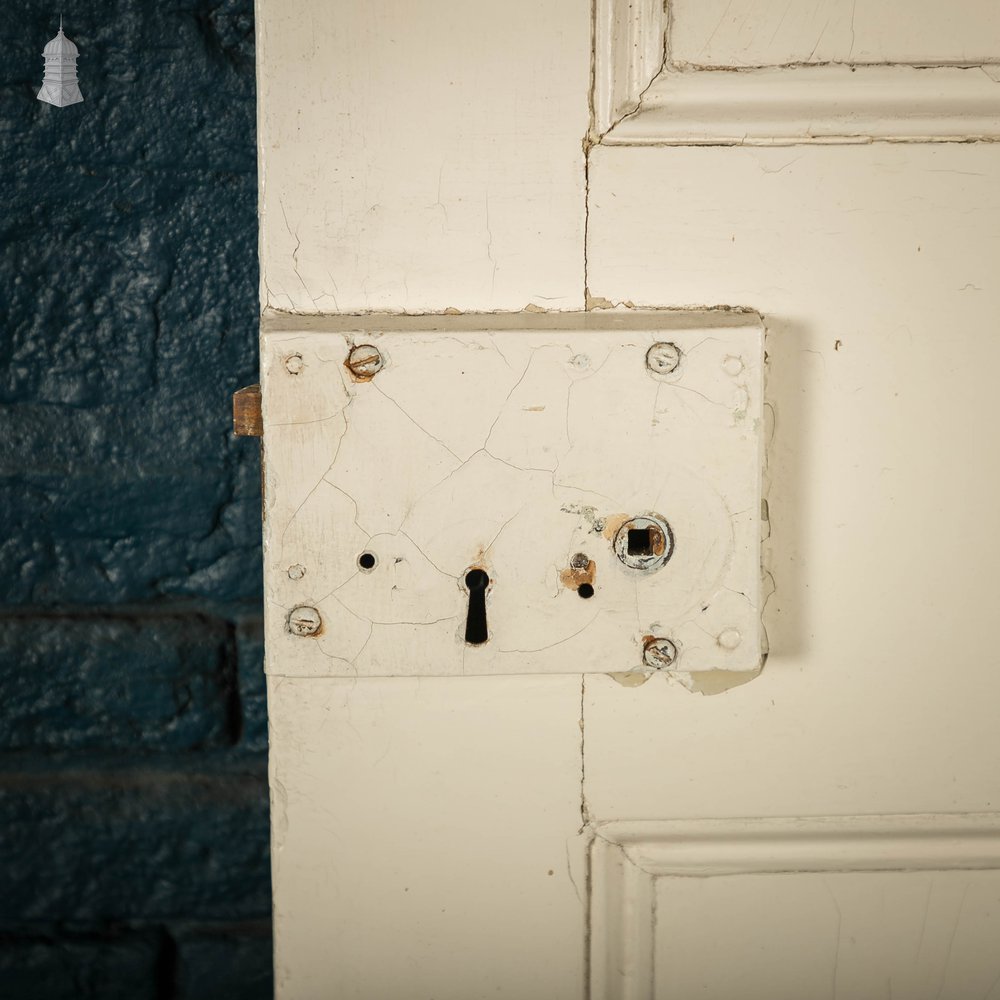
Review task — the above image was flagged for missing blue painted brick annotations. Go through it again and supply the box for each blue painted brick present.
[173,922,272,1000]
[0,927,161,1000]
[0,4,262,609]
[0,770,270,923]
[0,469,257,607]
[0,615,237,752]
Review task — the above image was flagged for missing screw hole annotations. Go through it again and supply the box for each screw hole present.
[578,583,595,599]
[358,552,377,571]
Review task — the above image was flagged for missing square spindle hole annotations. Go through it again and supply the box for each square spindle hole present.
[627,528,653,556]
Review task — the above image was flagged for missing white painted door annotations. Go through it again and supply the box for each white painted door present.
[255,1,1000,997]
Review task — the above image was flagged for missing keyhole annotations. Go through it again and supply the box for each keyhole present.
[464,568,490,645]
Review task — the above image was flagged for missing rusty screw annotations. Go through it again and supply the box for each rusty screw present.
[642,636,678,670]
[646,342,681,376]
[287,606,321,637]
[570,552,590,570]
[345,344,384,380]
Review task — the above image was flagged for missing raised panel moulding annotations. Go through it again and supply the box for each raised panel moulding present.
[589,814,1000,1000]
[593,0,668,138]
[602,64,1000,145]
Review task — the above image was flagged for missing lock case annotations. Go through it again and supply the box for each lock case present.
[260,311,765,678]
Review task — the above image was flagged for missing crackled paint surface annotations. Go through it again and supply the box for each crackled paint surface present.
[255,0,589,313]
[261,314,763,677]
[257,1,1000,996]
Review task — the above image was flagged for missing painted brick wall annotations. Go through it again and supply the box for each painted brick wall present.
[0,1,269,996]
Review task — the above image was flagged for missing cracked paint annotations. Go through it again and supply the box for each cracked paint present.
[261,313,764,678]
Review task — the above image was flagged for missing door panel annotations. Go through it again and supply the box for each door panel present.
[585,143,1000,821]
[653,871,1000,999]
[670,0,1000,66]
[591,818,1000,999]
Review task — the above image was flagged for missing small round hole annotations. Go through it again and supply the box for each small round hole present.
[358,552,377,571]
[578,583,595,599]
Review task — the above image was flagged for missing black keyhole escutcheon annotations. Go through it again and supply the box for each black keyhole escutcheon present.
[464,569,490,645]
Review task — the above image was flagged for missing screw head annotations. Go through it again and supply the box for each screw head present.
[717,628,742,650]
[284,353,304,375]
[345,344,384,380]
[287,606,321,636]
[646,342,681,376]
[570,552,590,570]
[287,564,306,580]
[642,637,678,670]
